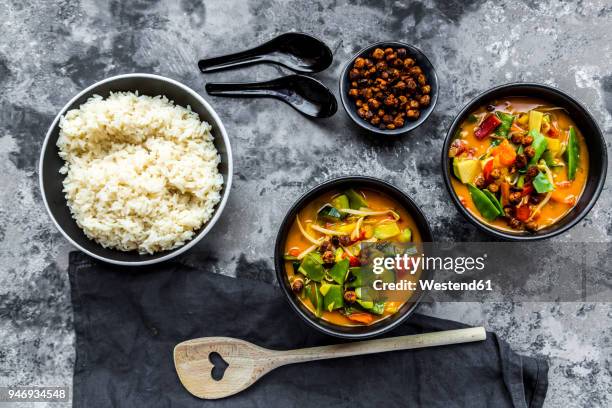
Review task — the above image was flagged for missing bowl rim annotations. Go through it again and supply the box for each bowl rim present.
[273,175,434,339]
[338,40,439,136]
[441,81,608,241]
[38,73,234,265]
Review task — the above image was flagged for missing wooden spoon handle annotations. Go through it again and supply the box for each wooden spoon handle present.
[273,327,486,366]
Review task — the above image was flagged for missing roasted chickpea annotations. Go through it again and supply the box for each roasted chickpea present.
[511,133,524,145]
[376,61,387,71]
[509,192,523,205]
[384,47,394,55]
[515,154,527,169]
[291,278,304,293]
[385,52,397,61]
[419,94,430,106]
[409,99,420,109]
[371,116,381,126]
[348,88,359,98]
[354,57,366,69]
[382,114,393,124]
[526,166,539,178]
[417,73,426,85]
[409,66,422,75]
[344,291,357,303]
[349,69,360,80]
[403,58,415,68]
[386,123,396,130]
[421,84,431,94]
[508,217,522,229]
[474,175,487,189]
[522,135,534,145]
[357,108,367,118]
[322,251,335,264]
[524,146,536,158]
[406,109,420,120]
[368,98,381,109]
[384,94,397,106]
[490,168,501,179]
[393,116,405,127]
[355,99,363,107]
[394,81,407,91]
[372,48,385,59]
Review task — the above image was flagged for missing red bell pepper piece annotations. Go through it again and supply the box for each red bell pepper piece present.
[483,160,494,181]
[515,205,531,221]
[349,256,360,267]
[474,114,502,139]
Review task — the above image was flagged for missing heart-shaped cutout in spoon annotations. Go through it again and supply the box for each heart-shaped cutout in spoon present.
[208,352,229,381]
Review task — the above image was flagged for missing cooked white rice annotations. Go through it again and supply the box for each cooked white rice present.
[57,91,223,254]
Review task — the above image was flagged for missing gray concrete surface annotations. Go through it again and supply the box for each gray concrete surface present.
[0,0,610,406]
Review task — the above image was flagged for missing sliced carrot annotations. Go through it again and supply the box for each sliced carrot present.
[491,140,516,166]
[500,182,510,206]
[347,313,374,324]
[551,190,576,205]
[288,248,301,257]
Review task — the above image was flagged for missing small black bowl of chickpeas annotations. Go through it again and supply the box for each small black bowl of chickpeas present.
[339,41,438,136]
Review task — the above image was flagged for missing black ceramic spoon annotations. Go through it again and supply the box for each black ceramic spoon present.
[205,75,337,118]
[198,33,333,74]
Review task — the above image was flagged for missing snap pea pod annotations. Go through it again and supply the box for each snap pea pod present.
[320,283,344,312]
[328,258,349,285]
[298,252,325,282]
[467,184,502,220]
[482,189,504,214]
[528,130,548,165]
[306,282,323,317]
[565,126,579,180]
[494,112,514,137]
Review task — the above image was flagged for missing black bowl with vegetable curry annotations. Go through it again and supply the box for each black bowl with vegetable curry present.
[443,83,607,240]
[274,177,433,339]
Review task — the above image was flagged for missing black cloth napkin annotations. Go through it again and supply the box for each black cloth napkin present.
[69,252,548,408]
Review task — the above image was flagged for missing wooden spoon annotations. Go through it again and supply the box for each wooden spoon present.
[174,326,486,399]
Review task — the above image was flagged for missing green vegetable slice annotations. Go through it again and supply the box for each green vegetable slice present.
[306,282,323,317]
[328,258,349,285]
[322,284,344,312]
[373,222,401,239]
[298,252,325,282]
[533,171,555,193]
[331,195,350,213]
[494,112,514,137]
[565,126,579,180]
[467,184,502,220]
[398,228,412,243]
[528,130,548,165]
[357,300,385,315]
[345,189,368,210]
[317,204,343,222]
[482,189,504,214]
